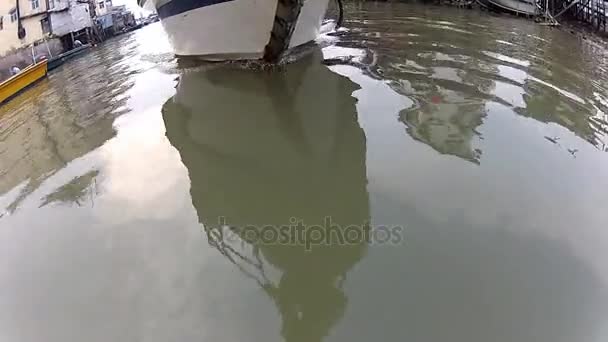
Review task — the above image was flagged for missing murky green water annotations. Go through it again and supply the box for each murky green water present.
[2,2,608,341]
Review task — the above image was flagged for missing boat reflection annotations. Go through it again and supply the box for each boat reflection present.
[162,51,370,342]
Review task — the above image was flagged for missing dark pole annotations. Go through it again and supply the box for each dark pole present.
[336,0,344,27]
[263,0,304,63]
[16,0,26,39]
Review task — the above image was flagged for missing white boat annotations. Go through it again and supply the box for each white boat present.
[477,0,538,15]
[139,0,332,61]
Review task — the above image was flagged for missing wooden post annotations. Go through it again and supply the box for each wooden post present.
[31,44,36,64]
[44,38,53,58]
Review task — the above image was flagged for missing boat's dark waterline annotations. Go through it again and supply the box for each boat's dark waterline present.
[157,0,236,19]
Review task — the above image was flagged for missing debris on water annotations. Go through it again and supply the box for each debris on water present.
[430,95,443,104]
[322,56,355,66]
[545,136,560,144]
[175,57,285,73]
[174,41,329,73]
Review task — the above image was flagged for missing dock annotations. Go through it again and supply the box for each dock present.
[549,0,608,32]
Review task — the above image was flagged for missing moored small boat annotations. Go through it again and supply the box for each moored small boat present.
[0,61,49,105]
[478,0,538,15]
[139,0,332,62]
[47,44,92,71]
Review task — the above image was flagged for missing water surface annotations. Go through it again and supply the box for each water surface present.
[1,3,608,342]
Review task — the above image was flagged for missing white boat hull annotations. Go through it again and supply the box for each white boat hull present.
[147,0,331,60]
[289,0,331,49]
[479,0,537,15]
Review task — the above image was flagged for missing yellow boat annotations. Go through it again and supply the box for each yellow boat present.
[0,60,48,105]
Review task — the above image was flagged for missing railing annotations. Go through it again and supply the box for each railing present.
[539,0,608,31]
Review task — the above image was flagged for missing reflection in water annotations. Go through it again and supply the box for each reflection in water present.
[1,6,608,342]
[0,36,141,213]
[39,170,100,208]
[163,52,369,342]
[351,206,608,342]
[401,88,485,164]
[331,4,608,161]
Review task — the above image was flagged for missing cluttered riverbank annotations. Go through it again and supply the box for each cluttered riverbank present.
[413,0,608,37]
[0,1,155,84]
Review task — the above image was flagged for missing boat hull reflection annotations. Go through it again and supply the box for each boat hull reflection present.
[162,52,370,342]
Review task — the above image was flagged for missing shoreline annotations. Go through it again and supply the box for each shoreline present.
[341,0,608,46]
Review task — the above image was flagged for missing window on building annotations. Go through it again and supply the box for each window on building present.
[41,17,50,34]
[31,0,40,10]
[49,0,55,9]
[10,9,17,23]
[0,16,3,31]
[98,1,104,9]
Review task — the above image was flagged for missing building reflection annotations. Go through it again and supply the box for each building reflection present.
[0,47,134,212]
[332,14,495,164]
[162,52,370,342]
[521,43,608,151]
[397,79,487,164]
[332,9,608,160]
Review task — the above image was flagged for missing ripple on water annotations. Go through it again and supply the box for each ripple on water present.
[0,30,154,213]
[1,4,608,342]
[333,3,608,155]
